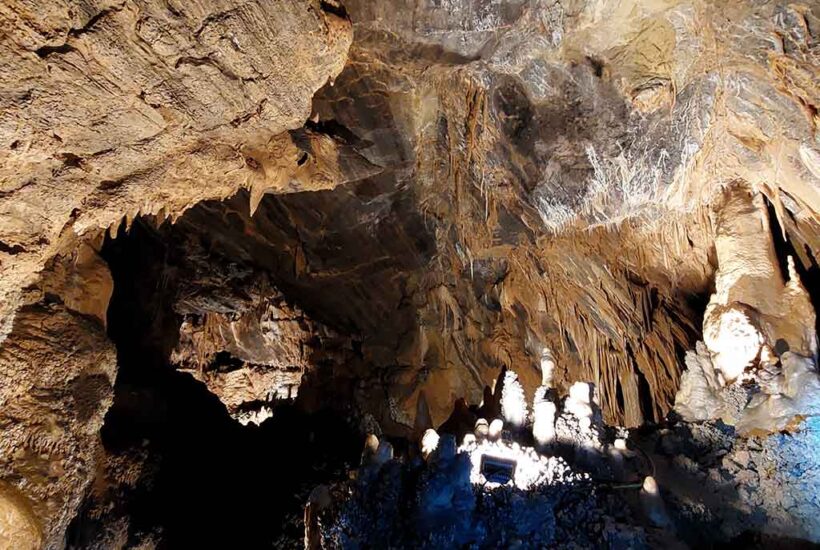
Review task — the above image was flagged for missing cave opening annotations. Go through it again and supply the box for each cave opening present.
[64,185,421,547]
[62,161,440,546]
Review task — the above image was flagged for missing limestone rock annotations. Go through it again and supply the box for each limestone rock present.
[1,0,820,545]
[500,369,528,430]
[170,292,323,423]
[0,481,41,550]
[0,0,351,543]
[0,0,352,344]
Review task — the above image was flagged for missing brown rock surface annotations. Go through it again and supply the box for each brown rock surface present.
[0,481,41,550]
[0,0,351,545]
[301,0,819,428]
[0,299,116,548]
[0,0,352,341]
[170,286,334,424]
[0,0,819,546]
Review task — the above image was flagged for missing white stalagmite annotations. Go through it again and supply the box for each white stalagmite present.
[640,476,673,529]
[565,381,594,421]
[421,428,440,461]
[488,419,504,441]
[703,306,763,384]
[361,434,380,465]
[236,405,274,426]
[500,370,528,429]
[540,348,556,388]
[675,211,820,432]
[688,187,820,433]
[532,388,557,447]
[474,418,489,440]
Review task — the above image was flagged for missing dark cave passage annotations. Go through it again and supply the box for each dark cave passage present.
[66,218,362,549]
[65,173,436,547]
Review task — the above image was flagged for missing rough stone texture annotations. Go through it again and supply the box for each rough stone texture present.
[703,185,816,381]
[172,303,309,421]
[316,432,647,549]
[0,300,116,548]
[170,280,336,423]
[1,0,820,546]
[0,480,42,550]
[639,416,820,545]
[0,0,352,342]
[317,379,820,548]
[675,184,818,433]
[297,0,820,431]
[0,0,351,545]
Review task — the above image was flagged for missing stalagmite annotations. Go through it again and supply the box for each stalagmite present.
[703,305,763,384]
[362,434,380,465]
[500,370,528,430]
[421,429,441,461]
[488,419,504,441]
[474,419,490,440]
[565,382,595,421]
[304,485,331,550]
[676,188,819,433]
[532,389,557,447]
[639,476,673,530]
[702,187,818,386]
[540,348,556,388]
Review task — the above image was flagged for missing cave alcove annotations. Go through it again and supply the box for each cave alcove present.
[65,178,434,547]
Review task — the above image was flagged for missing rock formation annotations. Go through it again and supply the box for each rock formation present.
[0,0,819,547]
[0,0,352,545]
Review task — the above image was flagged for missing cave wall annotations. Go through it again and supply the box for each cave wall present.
[0,0,819,545]
[0,0,352,545]
[0,0,352,342]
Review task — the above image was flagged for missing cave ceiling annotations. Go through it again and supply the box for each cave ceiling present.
[0,0,819,546]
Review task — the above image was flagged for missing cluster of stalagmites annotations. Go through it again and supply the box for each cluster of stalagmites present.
[306,366,677,549]
[674,187,819,434]
[309,363,820,547]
